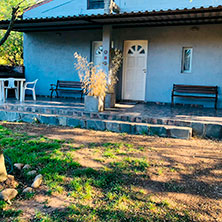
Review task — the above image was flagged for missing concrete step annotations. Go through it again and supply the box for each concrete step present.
[0,109,192,140]
[0,103,206,127]
[1,104,222,139]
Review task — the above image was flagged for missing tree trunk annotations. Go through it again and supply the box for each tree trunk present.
[0,149,7,182]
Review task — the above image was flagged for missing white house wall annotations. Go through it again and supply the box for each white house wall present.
[24,24,222,108]
[24,0,222,19]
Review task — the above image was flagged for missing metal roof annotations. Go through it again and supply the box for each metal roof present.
[1,5,222,32]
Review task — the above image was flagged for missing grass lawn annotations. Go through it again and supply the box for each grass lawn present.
[0,122,222,221]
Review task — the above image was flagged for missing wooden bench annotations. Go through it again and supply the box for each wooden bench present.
[171,84,218,109]
[50,81,83,99]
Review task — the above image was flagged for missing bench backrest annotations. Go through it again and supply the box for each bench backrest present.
[57,81,82,89]
[173,84,218,95]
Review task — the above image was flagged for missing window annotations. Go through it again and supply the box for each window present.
[127,45,146,55]
[88,0,104,9]
[181,47,193,73]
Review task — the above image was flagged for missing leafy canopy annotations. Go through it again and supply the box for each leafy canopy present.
[0,0,37,65]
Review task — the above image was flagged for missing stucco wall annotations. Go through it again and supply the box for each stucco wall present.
[115,24,222,108]
[24,0,222,19]
[23,30,102,96]
[24,24,222,107]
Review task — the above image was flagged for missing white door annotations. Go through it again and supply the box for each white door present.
[92,41,103,68]
[122,40,148,101]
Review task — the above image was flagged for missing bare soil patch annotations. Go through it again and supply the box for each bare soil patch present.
[1,122,222,221]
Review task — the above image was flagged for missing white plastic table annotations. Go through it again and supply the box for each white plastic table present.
[0,78,26,102]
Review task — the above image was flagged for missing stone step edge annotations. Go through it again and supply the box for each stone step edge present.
[0,108,221,139]
[0,110,192,140]
[0,104,220,128]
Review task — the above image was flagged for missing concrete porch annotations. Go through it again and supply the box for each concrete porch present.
[0,96,221,140]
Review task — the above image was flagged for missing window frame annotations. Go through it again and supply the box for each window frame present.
[181,47,193,74]
[87,0,104,9]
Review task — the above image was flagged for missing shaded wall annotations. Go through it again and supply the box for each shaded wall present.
[24,24,222,107]
[115,24,222,107]
[24,30,102,96]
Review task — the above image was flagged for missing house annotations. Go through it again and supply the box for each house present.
[1,0,222,107]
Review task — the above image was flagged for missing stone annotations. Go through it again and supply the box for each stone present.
[149,126,167,137]
[135,125,149,135]
[40,115,59,126]
[86,119,106,131]
[14,163,24,170]
[31,174,43,188]
[67,118,85,128]
[119,123,132,134]
[58,116,67,126]
[169,127,192,140]
[191,122,204,137]
[5,175,19,188]
[6,112,20,122]
[67,118,81,127]
[23,187,33,193]
[106,121,120,133]
[0,189,18,203]
[23,164,31,170]
[27,170,37,176]
[0,153,7,182]
[20,113,38,123]
[205,124,222,139]
[0,111,7,121]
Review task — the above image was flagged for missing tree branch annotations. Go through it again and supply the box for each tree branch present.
[0,6,20,47]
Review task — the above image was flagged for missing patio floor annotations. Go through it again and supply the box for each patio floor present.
[0,96,222,124]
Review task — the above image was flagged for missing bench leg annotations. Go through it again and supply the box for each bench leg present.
[50,90,53,98]
[171,94,174,106]
[215,97,218,110]
[56,91,59,98]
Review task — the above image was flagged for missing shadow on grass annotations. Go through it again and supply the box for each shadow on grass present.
[0,123,221,221]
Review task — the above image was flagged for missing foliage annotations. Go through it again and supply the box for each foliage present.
[0,32,23,66]
[0,0,37,66]
[108,48,123,93]
[74,52,107,98]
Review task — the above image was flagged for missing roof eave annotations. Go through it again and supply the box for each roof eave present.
[1,5,222,32]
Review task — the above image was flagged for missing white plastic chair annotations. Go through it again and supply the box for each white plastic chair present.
[4,78,19,100]
[23,79,38,101]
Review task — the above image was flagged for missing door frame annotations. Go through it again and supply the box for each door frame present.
[122,40,148,101]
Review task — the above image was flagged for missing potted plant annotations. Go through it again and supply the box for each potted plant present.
[105,48,123,108]
[74,52,107,112]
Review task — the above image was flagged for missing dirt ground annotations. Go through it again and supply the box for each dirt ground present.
[2,122,222,221]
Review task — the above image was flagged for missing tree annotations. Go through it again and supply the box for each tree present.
[0,0,36,182]
[0,0,36,66]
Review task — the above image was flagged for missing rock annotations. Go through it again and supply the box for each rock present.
[0,189,18,204]
[23,187,33,193]
[31,174,43,188]
[27,170,37,176]
[23,164,31,170]
[0,153,8,182]
[14,163,24,170]
[5,175,19,188]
